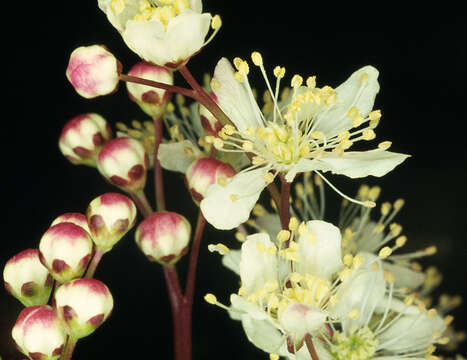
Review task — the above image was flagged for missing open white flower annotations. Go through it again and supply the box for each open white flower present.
[200,55,409,230]
[98,0,221,67]
[206,220,344,359]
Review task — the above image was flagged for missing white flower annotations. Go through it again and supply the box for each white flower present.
[98,0,221,67]
[200,55,409,230]
[207,220,344,359]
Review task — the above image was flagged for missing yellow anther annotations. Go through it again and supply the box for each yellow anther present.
[369,109,382,121]
[242,141,254,151]
[348,309,360,320]
[270,354,280,360]
[404,294,415,306]
[277,230,291,242]
[222,125,236,135]
[251,51,263,66]
[384,270,395,284]
[288,217,299,231]
[339,268,352,281]
[207,243,230,255]
[358,184,370,198]
[233,57,243,70]
[363,200,376,208]
[204,293,217,304]
[175,93,185,105]
[343,254,354,267]
[329,295,338,306]
[253,204,266,217]
[396,235,407,248]
[238,61,250,76]
[360,72,369,84]
[273,66,286,79]
[290,272,302,283]
[394,198,405,210]
[444,315,454,325]
[213,138,224,149]
[238,286,248,296]
[375,223,385,234]
[211,78,221,91]
[362,129,376,140]
[230,194,239,203]
[234,71,245,83]
[379,246,392,258]
[352,254,365,269]
[381,202,392,216]
[262,172,275,184]
[111,0,126,14]
[267,245,277,257]
[389,223,402,236]
[256,242,267,253]
[368,186,381,200]
[298,222,308,236]
[211,14,222,29]
[352,114,365,127]
[437,337,450,345]
[310,131,325,140]
[235,232,246,242]
[425,246,437,255]
[426,308,437,318]
[291,74,303,88]
[252,156,265,165]
[306,76,316,88]
[378,141,392,150]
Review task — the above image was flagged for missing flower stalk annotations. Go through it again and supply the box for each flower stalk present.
[279,175,291,230]
[153,116,166,212]
[61,337,78,360]
[84,248,105,278]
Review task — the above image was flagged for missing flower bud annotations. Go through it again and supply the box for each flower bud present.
[3,249,53,306]
[97,137,149,193]
[185,157,235,203]
[50,212,91,234]
[59,113,113,166]
[39,223,93,283]
[135,212,191,266]
[86,193,137,253]
[199,92,222,136]
[12,305,66,360]
[54,278,113,339]
[126,62,173,117]
[66,44,121,99]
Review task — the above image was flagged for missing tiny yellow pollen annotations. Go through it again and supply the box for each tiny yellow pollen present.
[306,76,316,88]
[270,354,279,360]
[352,254,365,269]
[291,74,303,88]
[404,294,415,306]
[273,66,286,79]
[426,308,437,318]
[343,254,354,267]
[369,110,382,121]
[277,229,291,242]
[364,200,376,208]
[252,156,265,165]
[230,194,239,203]
[379,246,392,258]
[235,232,246,242]
[262,172,275,184]
[238,61,250,76]
[425,246,437,255]
[360,72,369,84]
[242,140,254,151]
[363,129,376,140]
[211,14,222,29]
[213,138,224,149]
[211,78,221,91]
[378,141,392,150]
[394,198,405,210]
[348,309,360,320]
[298,221,308,236]
[396,235,407,248]
[381,202,392,216]
[251,51,263,66]
[368,186,381,200]
[204,293,217,304]
[288,217,299,231]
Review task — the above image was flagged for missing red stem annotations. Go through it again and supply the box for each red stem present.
[84,248,104,278]
[185,211,206,305]
[304,334,320,360]
[153,116,165,211]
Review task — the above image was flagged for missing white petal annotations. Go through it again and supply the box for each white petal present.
[212,58,263,131]
[200,168,268,230]
[297,220,343,280]
[313,149,410,179]
[314,66,380,138]
[293,340,335,360]
[241,314,287,355]
[158,140,202,173]
[382,262,426,289]
[230,294,269,321]
[239,233,278,294]
[222,249,241,275]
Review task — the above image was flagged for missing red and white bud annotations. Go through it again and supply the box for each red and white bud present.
[66,45,121,99]
[38,223,93,283]
[12,305,66,360]
[126,62,173,117]
[199,92,222,136]
[50,212,91,234]
[135,212,191,266]
[97,137,149,193]
[54,278,113,339]
[3,249,53,307]
[86,193,137,253]
[185,157,236,203]
[59,113,113,166]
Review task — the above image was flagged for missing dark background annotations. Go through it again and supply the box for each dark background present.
[1,2,466,359]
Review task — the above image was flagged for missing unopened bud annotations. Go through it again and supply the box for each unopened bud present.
[126,62,173,117]
[39,223,93,283]
[199,92,222,136]
[12,305,66,360]
[135,211,191,266]
[50,212,91,234]
[66,45,121,99]
[59,113,113,166]
[185,157,235,203]
[97,137,149,193]
[3,249,53,306]
[86,193,137,253]
[54,278,113,339]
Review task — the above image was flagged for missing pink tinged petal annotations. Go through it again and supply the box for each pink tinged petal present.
[88,314,105,328]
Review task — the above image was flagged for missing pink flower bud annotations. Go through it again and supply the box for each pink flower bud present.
[59,113,113,166]
[126,62,173,117]
[185,157,236,203]
[39,223,93,283]
[97,137,149,193]
[54,278,113,339]
[86,193,137,252]
[12,305,66,360]
[50,212,91,234]
[199,92,222,136]
[135,212,191,266]
[66,45,121,99]
[3,249,53,307]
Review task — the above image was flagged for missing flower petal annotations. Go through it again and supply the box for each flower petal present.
[200,168,268,230]
[158,140,202,173]
[239,233,278,294]
[222,249,241,275]
[297,220,343,280]
[212,58,263,132]
[241,314,287,355]
[314,65,380,138]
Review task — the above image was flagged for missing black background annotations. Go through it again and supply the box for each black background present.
[1,2,466,359]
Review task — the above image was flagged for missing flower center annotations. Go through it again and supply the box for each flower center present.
[332,327,378,360]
